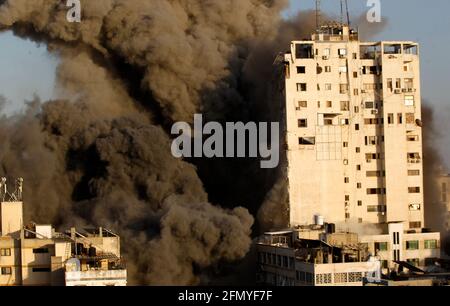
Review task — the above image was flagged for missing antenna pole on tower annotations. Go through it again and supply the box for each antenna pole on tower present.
[315,0,321,32]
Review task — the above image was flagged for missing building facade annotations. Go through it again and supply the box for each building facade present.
[436,171,450,230]
[0,178,127,286]
[281,24,424,229]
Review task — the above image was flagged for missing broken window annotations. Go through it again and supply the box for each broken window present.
[297,66,306,74]
[383,44,402,55]
[298,119,308,128]
[297,83,307,92]
[360,44,381,59]
[299,137,316,145]
[295,44,314,59]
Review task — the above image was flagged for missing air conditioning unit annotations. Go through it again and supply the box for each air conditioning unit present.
[366,159,372,163]
[361,90,367,93]
[407,88,414,92]
[402,89,408,93]
[394,89,402,94]
[371,110,379,115]
[339,55,346,59]
[322,56,329,60]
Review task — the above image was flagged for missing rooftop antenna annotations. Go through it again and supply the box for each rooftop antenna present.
[339,0,351,26]
[315,0,321,32]
[345,0,351,26]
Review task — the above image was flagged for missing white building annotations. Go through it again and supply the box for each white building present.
[0,178,127,286]
[280,23,424,229]
[259,23,444,285]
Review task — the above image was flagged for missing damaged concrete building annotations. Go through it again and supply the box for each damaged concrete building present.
[0,178,127,286]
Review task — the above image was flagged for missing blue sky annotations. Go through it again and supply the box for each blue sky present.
[0,0,449,164]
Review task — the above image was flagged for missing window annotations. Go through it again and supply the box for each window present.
[365,101,374,109]
[408,153,421,163]
[325,83,332,91]
[33,248,49,254]
[32,267,51,273]
[353,71,358,78]
[407,135,419,142]
[357,183,362,189]
[363,83,376,91]
[356,147,361,153]
[345,177,350,184]
[395,78,401,89]
[408,187,421,194]
[367,188,386,195]
[357,165,361,171]
[404,78,414,90]
[340,84,349,94]
[425,258,437,266]
[397,113,403,124]
[325,66,331,72]
[298,119,308,128]
[405,95,415,106]
[338,48,347,57]
[406,240,419,250]
[297,83,307,92]
[323,48,331,57]
[340,101,349,111]
[1,267,12,275]
[354,88,359,96]
[367,171,385,177]
[409,204,421,211]
[358,201,363,206]
[424,240,438,249]
[354,106,359,113]
[345,195,350,201]
[355,124,360,131]
[387,78,393,91]
[387,113,394,124]
[297,66,306,74]
[339,66,348,73]
[295,44,314,59]
[318,101,321,108]
[299,137,315,145]
[345,213,351,219]
[0,248,11,256]
[343,142,349,148]
[408,170,420,176]
[406,113,415,124]
[353,53,358,59]
[367,205,387,213]
[375,242,388,251]
[410,222,422,229]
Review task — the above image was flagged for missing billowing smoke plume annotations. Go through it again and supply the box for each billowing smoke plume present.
[0,0,402,284]
[422,104,450,254]
[0,0,293,285]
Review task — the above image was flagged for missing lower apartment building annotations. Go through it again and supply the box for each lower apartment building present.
[256,223,444,287]
[0,178,127,286]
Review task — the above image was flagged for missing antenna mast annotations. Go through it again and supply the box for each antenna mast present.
[340,0,351,26]
[315,0,321,32]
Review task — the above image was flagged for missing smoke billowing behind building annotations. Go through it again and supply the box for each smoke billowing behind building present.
[1,0,446,285]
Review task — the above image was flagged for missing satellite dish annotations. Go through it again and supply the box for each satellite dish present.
[317,66,323,74]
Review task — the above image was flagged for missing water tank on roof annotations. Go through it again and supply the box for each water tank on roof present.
[315,215,325,226]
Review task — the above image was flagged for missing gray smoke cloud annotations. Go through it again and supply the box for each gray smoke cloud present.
[0,0,293,285]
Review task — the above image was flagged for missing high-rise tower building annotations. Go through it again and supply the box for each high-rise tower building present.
[280,23,424,230]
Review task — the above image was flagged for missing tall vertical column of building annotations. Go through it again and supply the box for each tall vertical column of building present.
[282,24,424,231]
